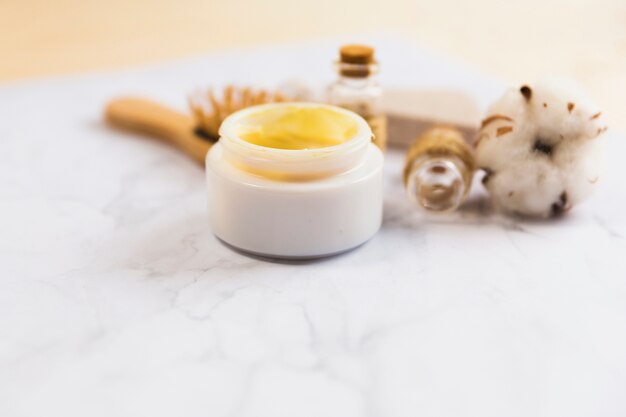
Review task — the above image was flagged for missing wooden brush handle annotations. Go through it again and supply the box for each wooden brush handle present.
[105,97,213,164]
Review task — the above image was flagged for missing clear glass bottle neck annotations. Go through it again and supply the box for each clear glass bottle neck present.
[337,74,378,87]
[405,156,470,212]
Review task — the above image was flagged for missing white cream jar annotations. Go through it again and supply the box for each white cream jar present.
[206,102,383,259]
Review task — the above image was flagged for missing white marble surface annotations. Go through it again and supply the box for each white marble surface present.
[1,36,626,417]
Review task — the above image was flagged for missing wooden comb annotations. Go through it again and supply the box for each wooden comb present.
[105,85,288,164]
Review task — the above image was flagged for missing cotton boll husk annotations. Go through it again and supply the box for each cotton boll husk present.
[475,78,606,218]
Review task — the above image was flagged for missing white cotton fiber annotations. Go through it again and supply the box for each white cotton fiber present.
[475,78,607,218]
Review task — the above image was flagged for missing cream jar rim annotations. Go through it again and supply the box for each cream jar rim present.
[218,102,372,157]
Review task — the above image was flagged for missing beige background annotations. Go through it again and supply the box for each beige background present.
[1,0,625,129]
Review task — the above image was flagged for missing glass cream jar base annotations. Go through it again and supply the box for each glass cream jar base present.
[206,142,383,259]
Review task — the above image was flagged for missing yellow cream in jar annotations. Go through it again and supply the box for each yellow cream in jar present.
[235,106,359,150]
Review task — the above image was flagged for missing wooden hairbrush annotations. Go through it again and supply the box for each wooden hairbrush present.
[105,86,288,164]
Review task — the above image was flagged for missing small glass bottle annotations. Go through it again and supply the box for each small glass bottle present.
[403,126,475,212]
[328,44,387,151]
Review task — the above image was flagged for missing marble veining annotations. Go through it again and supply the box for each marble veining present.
[1,37,625,417]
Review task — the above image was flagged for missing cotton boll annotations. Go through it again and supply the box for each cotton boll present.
[475,78,607,218]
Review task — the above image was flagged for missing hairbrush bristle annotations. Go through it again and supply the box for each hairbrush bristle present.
[188,85,291,139]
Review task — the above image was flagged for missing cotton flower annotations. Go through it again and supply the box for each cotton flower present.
[475,78,607,218]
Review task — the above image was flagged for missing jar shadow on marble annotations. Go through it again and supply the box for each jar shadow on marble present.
[215,238,365,265]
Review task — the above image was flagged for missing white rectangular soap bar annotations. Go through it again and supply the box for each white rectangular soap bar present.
[382,88,482,147]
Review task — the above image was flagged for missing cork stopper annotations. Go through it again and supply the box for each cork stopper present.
[340,45,375,64]
[338,44,377,77]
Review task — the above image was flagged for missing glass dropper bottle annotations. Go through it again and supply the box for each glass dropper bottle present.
[403,126,475,212]
[328,44,387,151]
